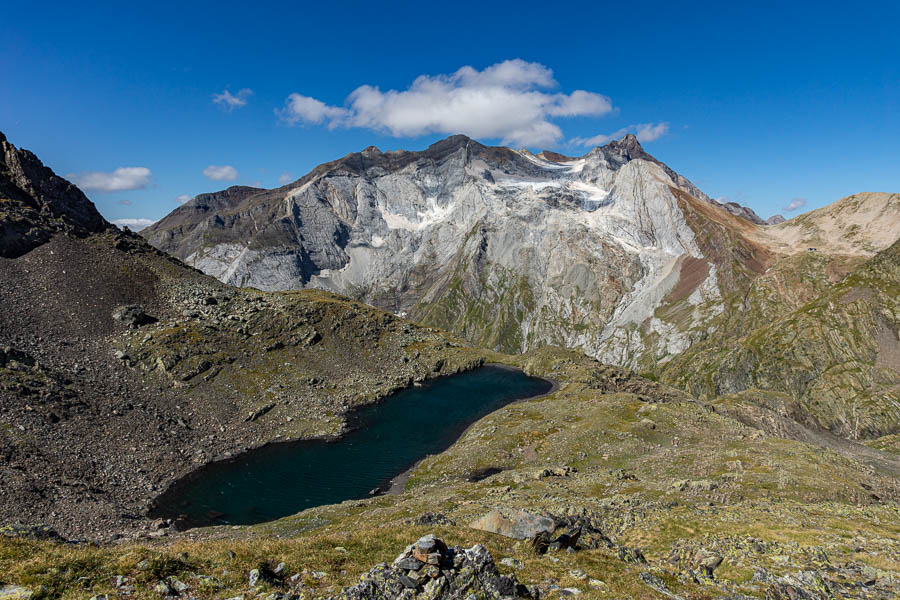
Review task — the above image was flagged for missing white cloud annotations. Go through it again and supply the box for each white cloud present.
[277,59,614,147]
[71,167,152,192]
[572,122,670,147]
[783,197,807,212]
[203,165,238,181]
[634,122,670,142]
[213,88,252,111]
[176,194,193,204]
[112,218,155,231]
[277,172,293,185]
[279,94,348,124]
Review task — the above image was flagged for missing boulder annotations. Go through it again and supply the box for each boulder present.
[112,305,156,328]
[470,508,556,540]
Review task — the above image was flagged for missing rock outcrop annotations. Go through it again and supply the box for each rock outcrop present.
[332,535,532,600]
[0,131,108,257]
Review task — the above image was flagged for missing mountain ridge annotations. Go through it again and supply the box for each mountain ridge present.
[143,134,763,365]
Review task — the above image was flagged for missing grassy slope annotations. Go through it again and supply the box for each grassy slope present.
[3,348,899,599]
[658,239,900,440]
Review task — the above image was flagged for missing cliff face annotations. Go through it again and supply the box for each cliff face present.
[144,134,770,361]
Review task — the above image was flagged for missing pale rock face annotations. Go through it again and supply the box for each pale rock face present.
[144,134,743,366]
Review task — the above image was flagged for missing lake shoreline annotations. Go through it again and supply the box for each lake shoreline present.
[150,365,555,529]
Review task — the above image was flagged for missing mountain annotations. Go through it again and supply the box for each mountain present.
[145,136,900,375]
[144,134,777,365]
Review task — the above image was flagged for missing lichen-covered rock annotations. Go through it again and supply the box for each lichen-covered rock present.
[0,586,33,600]
[330,535,532,599]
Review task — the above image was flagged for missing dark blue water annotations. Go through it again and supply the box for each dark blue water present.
[150,366,552,528]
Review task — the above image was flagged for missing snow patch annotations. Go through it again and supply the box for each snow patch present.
[380,196,455,231]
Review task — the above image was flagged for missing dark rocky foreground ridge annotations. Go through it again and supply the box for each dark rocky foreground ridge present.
[0,131,108,257]
[1,130,899,600]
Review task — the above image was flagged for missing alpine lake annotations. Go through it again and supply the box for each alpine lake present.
[150,366,553,528]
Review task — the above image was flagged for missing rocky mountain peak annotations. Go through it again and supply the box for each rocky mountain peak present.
[0,130,108,257]
[587,133,651,164]
[607,132,644,156]
[421,133,491,162]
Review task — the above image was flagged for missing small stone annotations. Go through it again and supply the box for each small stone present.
[423,576,447,597]
[697,551,723,577]
[153,582,171,595]
[0,588,33,600]
[416,534,438,553]
[569,569,587,580]
[413,549,442,565]
[421,565,441,579]
[395,557,423,570]
[248,569,261,587]
[169,579,189,592]
[500,557,523,569]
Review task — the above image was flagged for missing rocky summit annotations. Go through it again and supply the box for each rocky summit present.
[2,129,900,600]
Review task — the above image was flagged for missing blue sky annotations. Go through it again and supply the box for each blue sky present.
[2,1,898,228]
